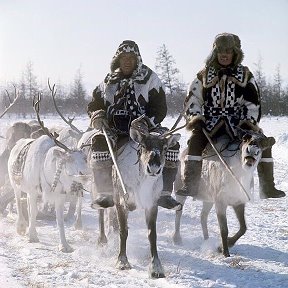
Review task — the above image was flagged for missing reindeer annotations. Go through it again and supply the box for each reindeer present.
[0,87,28,214]
[7,94,90,252]
[173,130,275,257]
[108,118,181,278]
[48,81,88,226]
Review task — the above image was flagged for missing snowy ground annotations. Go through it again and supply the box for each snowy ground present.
[0,115,287,288]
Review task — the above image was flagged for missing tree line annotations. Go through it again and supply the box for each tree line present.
[1,62,88,118]
[1,48,288,118]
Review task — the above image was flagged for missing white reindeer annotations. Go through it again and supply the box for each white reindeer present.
[110,118,181,278]
[8,95,90,252]
[48,81,87,227]
[173,131,275,257]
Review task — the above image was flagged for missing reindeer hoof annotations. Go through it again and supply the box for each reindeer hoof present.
[218,246,230,257]
[97,235,108,246]
[149,258,165,278]
[116,256,131,270]
[58,244,74,253]
[150,271,165,279]
[149,264,165,278]
[172,232,183,245]
[16,222,27,235]
[223,251,230,257]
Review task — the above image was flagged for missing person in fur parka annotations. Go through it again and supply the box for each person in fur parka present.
[177,33,285,199]
[87,40,181,210]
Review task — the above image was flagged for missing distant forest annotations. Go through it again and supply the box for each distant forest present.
[1,47,288,118]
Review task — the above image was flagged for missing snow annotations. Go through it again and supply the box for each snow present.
[0,115,287,288]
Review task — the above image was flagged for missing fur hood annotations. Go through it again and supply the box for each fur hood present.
[110,40,143,73]
[105,40,151,84]
[205,33,244,68]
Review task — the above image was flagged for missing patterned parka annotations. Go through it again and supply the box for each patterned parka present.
[87,40,167,136]
[185,38,261,139]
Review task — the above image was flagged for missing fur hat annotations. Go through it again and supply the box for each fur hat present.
[110,40,142,73]
[206,33,244,67]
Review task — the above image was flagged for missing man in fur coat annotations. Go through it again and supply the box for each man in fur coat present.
[177,33,285,199]
[87,40,181,210]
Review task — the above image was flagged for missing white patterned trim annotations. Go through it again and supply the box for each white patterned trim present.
[185,155,202,161]
[165,149,179,162]
[259,158,273,163]
[91,151,111,162]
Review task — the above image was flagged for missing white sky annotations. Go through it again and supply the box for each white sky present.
[1,0,288,93]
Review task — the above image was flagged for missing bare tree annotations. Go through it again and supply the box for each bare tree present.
[254,55,266,95]
[273,65,285,115]
[155,44,186,115]
[253,55,275,115]
[69,68,87,113]
[25,61,38,101]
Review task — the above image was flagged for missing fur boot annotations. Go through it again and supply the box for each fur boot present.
[157,167,182,211]
[176,159,202,197]
[90,152,114,208]
[257,160,286,199]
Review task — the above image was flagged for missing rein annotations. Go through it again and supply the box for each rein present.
[203,138,240,160]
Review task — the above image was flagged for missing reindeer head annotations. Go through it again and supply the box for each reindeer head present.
[51,147,90,187]
[130,125,180,177]
[240,131,275,170]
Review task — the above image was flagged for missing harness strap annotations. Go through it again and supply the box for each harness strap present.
[11,140,34,184]
[50,158,65,194]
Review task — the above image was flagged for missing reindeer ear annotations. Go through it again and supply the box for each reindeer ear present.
[266,136,276,147]
[167,133,181,148]
[260,136,276,150]
[130,128,144,144]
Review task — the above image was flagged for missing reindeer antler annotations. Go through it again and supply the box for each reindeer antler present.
[162,122,187,138]
[0,85,20,118]
[48,79,82,135]
[33,92,72,152]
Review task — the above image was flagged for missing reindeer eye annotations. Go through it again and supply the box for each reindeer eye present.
[243,134,254,143]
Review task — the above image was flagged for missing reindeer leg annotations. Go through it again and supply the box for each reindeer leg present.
[74,196,82,230]
[55,195,74,253]
[172,195,187,245]
[215,202,230,257]
[228,204,246,247]
[146,205,165,279]
[115,203,130,270]
[98,209,108,245]
[109,207,119,234]
[201,201,213,240]
[65,197,77,223]
[14,189,27,235]
[27,192,39,242]
[0,188,15,215]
